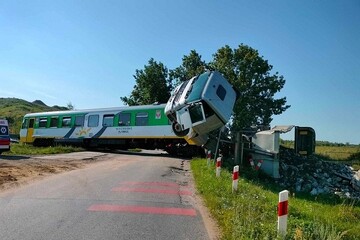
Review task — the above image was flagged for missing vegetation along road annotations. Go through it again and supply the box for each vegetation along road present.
[0,151,216,240]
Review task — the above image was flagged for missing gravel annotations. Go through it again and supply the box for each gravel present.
[276,147,360,200]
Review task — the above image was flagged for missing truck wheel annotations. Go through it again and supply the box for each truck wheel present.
[172,123,189,137]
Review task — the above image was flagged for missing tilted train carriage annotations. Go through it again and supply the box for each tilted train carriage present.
[19,104,202,156]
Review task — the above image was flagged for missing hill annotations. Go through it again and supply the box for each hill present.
[0,98,69,134]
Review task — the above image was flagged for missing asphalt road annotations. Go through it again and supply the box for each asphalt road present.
[0,151,210,240]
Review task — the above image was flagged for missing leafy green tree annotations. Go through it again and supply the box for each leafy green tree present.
[67,102,74,110]
[121,58,172,106]
[169,50,208,85]
[210,44,290,131]
[121,45,289,131]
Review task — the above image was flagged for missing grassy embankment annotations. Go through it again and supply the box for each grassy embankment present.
[315,145,360,160]
[191,159,360,240]
[3,143,83,155]
[281,141,360,170]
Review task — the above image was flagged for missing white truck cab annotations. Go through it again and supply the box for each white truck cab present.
[165,71,238,146]
[0,119,10,154]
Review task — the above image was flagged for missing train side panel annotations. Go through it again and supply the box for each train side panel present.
[19,104,185,150]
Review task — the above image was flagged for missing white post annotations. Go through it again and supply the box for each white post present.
[277,190,289,237]
[232,165,239,193]
[248,155,255,169]
[216,157,221,177]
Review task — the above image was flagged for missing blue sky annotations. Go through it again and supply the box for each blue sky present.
[0,1,359,144]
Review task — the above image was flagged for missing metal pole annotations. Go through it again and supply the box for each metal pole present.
[240,132,244,166]
[214,126,224,161]
[234,131,240,165]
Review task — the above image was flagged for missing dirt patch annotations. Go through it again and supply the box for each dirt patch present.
[0,153,106,191]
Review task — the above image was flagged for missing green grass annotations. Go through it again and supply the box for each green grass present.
[281,142,360,170]
[281,141,360,161]
[4,143,84,155]
[191,158,360,240]
[315,146,360,161]
[315,146,360,171]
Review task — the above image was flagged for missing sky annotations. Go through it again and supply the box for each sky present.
[0,0,359,144]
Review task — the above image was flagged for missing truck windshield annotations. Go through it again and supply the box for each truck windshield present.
[173,80,190,103]
[186,72,209,102]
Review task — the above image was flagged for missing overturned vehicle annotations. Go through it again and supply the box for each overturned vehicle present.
[165,71,238,146]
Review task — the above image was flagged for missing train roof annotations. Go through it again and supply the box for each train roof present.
[23,103,167,118]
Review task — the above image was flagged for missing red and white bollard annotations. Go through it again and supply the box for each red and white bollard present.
[255,159,263,170]
[248,155,255,168]
[248,155,263,171]
[216,157,221,177]
[206,150,212,166]
[232,165,239,192]
[277,190,289,237]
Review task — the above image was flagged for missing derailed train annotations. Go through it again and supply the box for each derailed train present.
[20,71,238,156]
[19,104,203,156]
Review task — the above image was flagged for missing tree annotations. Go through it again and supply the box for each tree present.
[121,44,289,131]
[121,58,172,106]
[210,44,290,131]
[67,102,74,110]
[169,50,208,85]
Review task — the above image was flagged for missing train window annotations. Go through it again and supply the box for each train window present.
[136,112,148,126]
[88,115,99,127]
[119,113,131,126]
[216,84,226,101]
[39,118,47,128]
[62,117,72,128]
[50,117,58,128]
[103,115,114,127]
[75,116,84,127]
[29,119,35,128]
[22,119,29,129]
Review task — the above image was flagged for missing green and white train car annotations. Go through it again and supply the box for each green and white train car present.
[20,104,199,155]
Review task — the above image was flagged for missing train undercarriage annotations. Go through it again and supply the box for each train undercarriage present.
[32,137,205,158]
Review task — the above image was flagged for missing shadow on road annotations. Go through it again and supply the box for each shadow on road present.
[91,149,192,160]
[0,155,31,161]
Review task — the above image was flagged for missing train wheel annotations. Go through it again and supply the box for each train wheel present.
[172,123,189,137]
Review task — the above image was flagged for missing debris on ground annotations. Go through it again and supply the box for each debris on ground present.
[276,147,360,200]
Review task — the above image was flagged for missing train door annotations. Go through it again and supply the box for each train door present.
[26,118,35,143]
